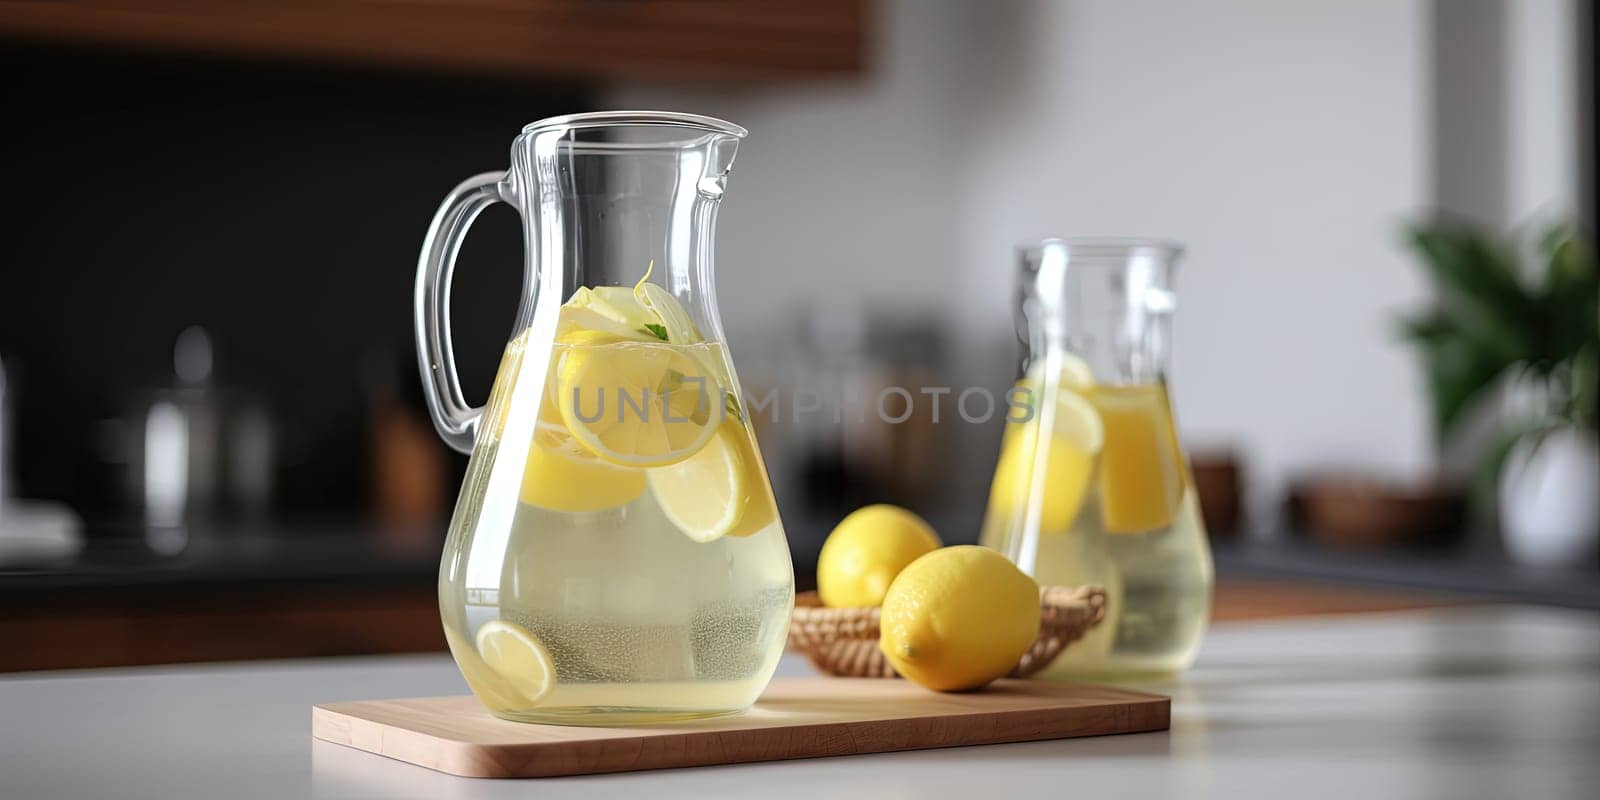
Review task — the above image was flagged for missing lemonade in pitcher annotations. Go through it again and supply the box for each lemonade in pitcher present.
[980,240,1212,677]
[439,275,791,723]
[416,112,794,724]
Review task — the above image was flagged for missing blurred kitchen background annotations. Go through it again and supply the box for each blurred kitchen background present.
[2,0,1596,671]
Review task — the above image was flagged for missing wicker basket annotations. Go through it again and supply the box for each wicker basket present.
[787,585,1107,679]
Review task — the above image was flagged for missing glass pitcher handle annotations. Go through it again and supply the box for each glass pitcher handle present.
[414,171,516,454]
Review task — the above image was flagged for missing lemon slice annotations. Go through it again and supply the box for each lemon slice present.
[519,431,647,512]
[532,419,595,461]
[635,281,702,344]
[1055,353,1095,388]
[1015,353,1095,404]
[557,281,667,342]
[556,303,651,344]
[445,627,530,712]
[554,261,711,345]
[1042,384,1103,452]
[472,620,554,707]
[556,324,635,347]
[987,385,1103,534]
[1009,354,1094,425]
[1092,383,1187,534]
[556,341,719,467]
[632,282,744,408]
[586,285,644,313]
[649,421,777,542]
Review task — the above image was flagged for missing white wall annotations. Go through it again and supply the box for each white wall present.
[606,0,1465,524]
[951,0,1436,522]
[1432,0,1585,487]
[606,3,971,326]
[1436,0,1585,229]
[1507,0,1585,224]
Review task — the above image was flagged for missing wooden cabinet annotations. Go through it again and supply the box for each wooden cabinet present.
[0,585,446,672]
[0,0,867,81]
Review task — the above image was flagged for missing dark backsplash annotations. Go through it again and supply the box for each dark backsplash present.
[0,44,586,518]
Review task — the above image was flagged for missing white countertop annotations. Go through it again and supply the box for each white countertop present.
[3,606,1597,799]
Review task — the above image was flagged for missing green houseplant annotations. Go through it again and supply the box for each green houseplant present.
[1400,220,1599,565]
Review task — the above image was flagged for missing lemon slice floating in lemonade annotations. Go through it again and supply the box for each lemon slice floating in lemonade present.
[555,261,698,345]
[649,419,776,542]
[990,350,1189,536]
[988,378,1104,534]
[555,341,719,468]
[519,430,647,512]
[531,261,757,521]
[455,620,555,709]
[1091,383,1187,534]
[444,628,529,712]
[475,620,554,706]
[504,323,651,512]
[635,280,701,344]
[1051,352,1095,389]
[557,284,661,342]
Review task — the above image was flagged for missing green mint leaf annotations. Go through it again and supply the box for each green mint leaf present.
[640,323,669,341]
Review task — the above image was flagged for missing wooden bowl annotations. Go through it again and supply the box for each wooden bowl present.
[1296,475,1466,549]
[786,585,1106,679]
[1191,451,1245,537]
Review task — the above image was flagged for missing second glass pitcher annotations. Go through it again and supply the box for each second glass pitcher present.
[980,239,1212,678]
[416,112,793,724]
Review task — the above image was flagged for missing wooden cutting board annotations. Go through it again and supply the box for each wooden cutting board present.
[312,677,1168,778]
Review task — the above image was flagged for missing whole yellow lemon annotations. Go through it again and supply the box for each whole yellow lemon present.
[879,545,1040,691]
[816,505,941,608]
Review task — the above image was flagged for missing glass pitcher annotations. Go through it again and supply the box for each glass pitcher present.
[980,239,1212,678]
[415,112,794,725]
